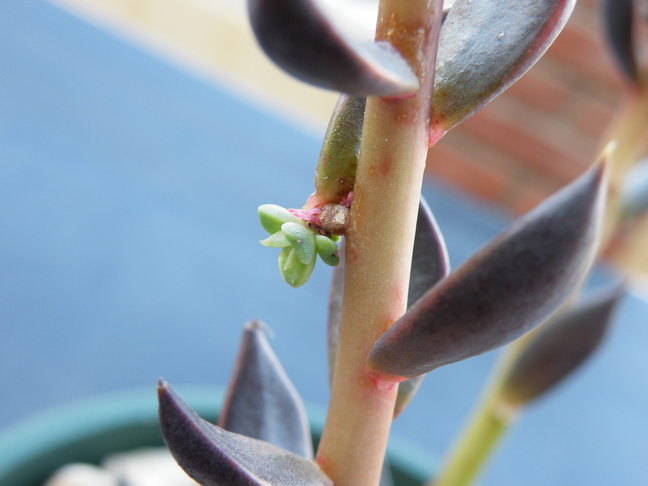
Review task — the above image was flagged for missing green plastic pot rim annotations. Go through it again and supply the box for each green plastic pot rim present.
[0,385,435,485]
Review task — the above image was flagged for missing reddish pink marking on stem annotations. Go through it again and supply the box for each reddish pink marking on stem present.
[367,369,407,391]
[315,453,328,468]
[340,191,354,207]
[380,91,418,101]
[429,124,447,147]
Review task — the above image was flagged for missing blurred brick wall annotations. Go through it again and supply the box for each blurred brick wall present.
[426,0,624,215]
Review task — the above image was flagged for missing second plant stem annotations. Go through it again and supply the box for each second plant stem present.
[431,82,648,486]
[315,1,444,485]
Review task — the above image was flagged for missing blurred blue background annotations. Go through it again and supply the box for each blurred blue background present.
[1,1,647,485]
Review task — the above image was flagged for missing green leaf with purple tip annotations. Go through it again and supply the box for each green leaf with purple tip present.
[247,0,419,96]
[219,320,313,459]
[499,281,625,407]
[368,161,608,381]
[602,0,639,84]
[432,0,576,133]
[158,380,332,486]
[311,95,365,206]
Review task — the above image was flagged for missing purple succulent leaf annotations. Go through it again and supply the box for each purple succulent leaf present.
[499,280,625,407]
[368,161,608,381]
[409,197,451,304]
[327,253,344,386]
[602,0,639,84]
[432,0,576,133]
[247,0,419,96]
[393,376,425,419]
[328,197,449,414]
[158,380,333,486]
[218,320,313,459]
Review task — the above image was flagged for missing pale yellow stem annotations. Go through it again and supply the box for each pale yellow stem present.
[600,87,648,252]
[315,1,444,485]
[430,394,517,486]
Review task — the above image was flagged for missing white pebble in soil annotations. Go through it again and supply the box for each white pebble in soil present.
[43,463,119,486]
[103,447,199,486]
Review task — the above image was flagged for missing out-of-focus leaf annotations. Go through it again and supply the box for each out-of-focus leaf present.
[379,457,395,486]
[328,198,449,415]
[309,95,365,208]
[247,0,419,96]
[602,0,639,84]
[393,377,425,419]
[499,281,625,407]
[431,0,576,134]
[368,161,608,381]
[620,157,648,218]
[218,320,313,459]
[327,246,344,385]
[158,380,333,486]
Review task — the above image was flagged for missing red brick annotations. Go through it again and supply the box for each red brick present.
[572,92,619,138]
[426,137,509,203]
[546,20,624,90]
[505,61,571,113]
[458,103,587,183]
[505,174,564,215]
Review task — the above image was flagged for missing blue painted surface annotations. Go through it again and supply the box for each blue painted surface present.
[0,1,647,485]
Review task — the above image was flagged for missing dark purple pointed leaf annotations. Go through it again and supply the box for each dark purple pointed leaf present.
[247,0,419,96]
[409,197,451,304]
[602,0,639,84]
[368,161,608,381]
[327,252,344,386]
[499,281,625,407]
[393,376,425,419]
[218,320,313,459]
[432,0,576,133]
[328,198,449,414]
[158,380,333,486]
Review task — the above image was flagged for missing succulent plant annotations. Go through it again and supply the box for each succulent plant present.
[157,1,647,485]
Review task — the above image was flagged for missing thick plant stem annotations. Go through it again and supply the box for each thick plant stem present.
[430,394,516,486]
[315,1,443,485]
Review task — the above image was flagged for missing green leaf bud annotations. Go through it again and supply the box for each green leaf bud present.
[260,231,291,248]
[258,204,301,234]
[315,234,340,266]
[312,95,365,205]
[279,247,316,288]
[281,222,316,265]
